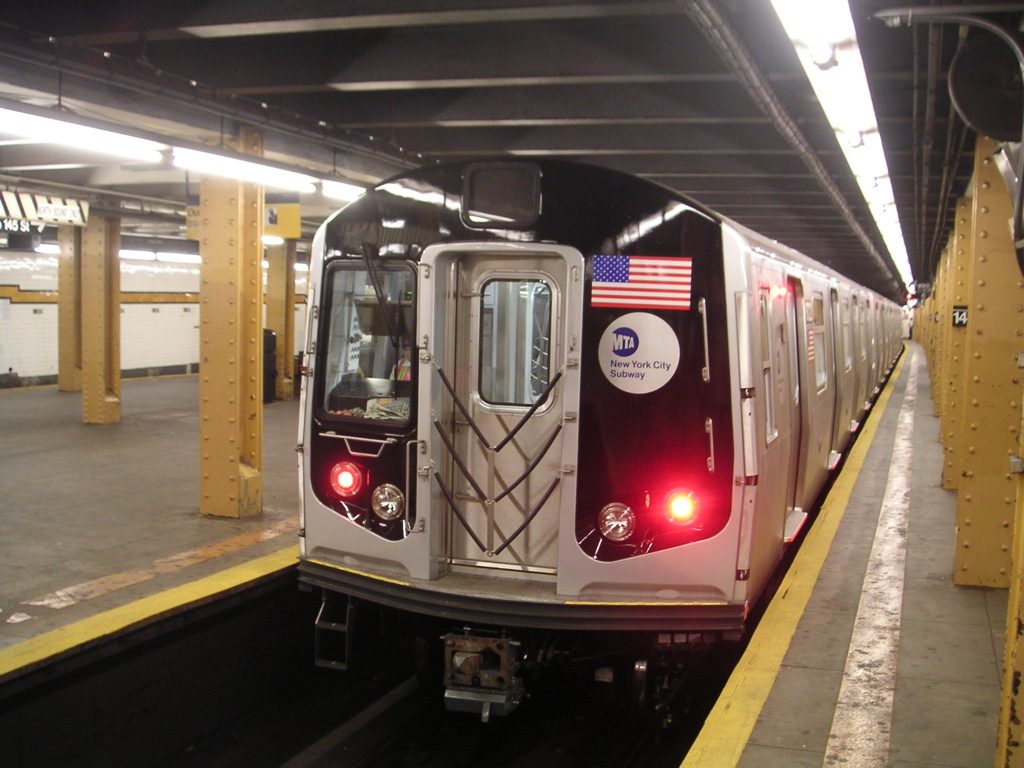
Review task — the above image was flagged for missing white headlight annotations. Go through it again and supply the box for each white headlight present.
[597,503,635,542]
[371,483,405,521]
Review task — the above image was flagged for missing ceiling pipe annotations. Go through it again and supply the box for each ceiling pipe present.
[682,0,903,299]
[876,5,1024,277]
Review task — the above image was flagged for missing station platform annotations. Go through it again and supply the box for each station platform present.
[685,341,1006,768]
[0,376,301,682]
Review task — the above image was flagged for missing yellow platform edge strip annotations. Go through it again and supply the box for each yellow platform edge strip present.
[681,348,908,768]
[0,544,299,680]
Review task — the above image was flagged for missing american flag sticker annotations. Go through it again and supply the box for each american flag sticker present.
[591,255,693,310]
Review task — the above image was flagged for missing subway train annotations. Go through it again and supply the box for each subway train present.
[296,159,903,719]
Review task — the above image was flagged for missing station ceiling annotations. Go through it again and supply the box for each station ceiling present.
[0,1,1017,304]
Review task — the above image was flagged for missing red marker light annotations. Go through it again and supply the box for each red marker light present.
[330,461,363,498]
[666,490,697,524]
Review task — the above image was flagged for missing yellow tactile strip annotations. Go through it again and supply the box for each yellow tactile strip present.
[21,518,297,610]
[0,544,298,681]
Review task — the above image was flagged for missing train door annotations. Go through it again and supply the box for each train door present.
[829,289,855,456]
[783,277,805,539]
[782,278,806,540]
[755,281,804,550]
[418,243,583,576]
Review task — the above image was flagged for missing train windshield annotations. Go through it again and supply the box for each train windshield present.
[320,262,416,424]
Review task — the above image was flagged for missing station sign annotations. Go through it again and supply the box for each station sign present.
[0,191,89,227]
[952,305,968,327]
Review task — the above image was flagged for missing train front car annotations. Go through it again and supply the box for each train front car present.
[299,160,745,718]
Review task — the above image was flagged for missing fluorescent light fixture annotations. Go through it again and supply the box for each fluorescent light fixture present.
[294,262,309,272]
[261,234,285,246]
[33,243,60,254]
[321,179,366,202]
[119,249,157,261]
[770,0,914,290]
[156,252,201,264]
[0,106,167,164]
[171,147,317,193]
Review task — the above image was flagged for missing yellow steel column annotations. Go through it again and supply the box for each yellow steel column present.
[57,224,82,392]
[265,239,296,400]
[954,135,1024,587]
[79,215,121,424]
[197,128,264,519]
[940,198,975,489]
[933,243,952,417]
[998,396,1024,765]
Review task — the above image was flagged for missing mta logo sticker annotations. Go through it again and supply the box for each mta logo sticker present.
[598,312,680,394]
[611,327,639,357]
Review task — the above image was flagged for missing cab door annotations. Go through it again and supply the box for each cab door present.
[417,243,583,575]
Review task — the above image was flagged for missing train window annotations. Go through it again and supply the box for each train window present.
[479,279,552,406]
[462,162,542,228]
[759,290,777,442]
[320,263,416,423]
[811,293,827,391]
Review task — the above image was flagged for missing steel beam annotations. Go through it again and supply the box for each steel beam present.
[265,240,295,401]
[953,136,1024,587]
[929,244,950,415]
[79,215,121,424]
[197,127,264,519]
[940,198,975,489]
[57,224,81,392]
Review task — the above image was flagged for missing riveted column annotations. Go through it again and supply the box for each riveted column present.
[914,291,934,370]
[57,224,82,392]
[932,242,952,416]
[265,239,295,400]
[198,127,264,519]
[954,135,1024,587]
[997,400,1024,766]
[940,198,974,489]
[79,215,120,424]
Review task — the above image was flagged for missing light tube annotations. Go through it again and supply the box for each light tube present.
[0,107,167,164]
[771,0,914,291]
[321,179,366,202]
[172,147,317,193]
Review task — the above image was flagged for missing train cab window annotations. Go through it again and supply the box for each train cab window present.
[480,279,552,406]
[320,262,416,423]
[759,290,777,442]
[811,293,827,391]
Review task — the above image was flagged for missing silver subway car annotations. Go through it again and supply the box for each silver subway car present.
[297,160,903,718]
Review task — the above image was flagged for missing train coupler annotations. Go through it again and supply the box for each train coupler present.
[441,631,524,722]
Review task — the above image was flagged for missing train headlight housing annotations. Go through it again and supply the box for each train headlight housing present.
[665,489,698,525]
[597,502,635,542]
[371,483,405,521]
[329,461,363,498]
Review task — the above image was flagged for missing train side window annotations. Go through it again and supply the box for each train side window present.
[759,290,777,443]
[811,293,827,391]
[479,279,552,406]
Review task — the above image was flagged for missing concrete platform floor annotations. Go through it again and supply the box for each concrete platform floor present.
[0,376,301,650]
